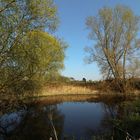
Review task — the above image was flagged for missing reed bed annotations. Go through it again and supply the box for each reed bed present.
[38,84,98,97]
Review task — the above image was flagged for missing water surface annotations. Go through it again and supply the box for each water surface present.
[1,96,140,140]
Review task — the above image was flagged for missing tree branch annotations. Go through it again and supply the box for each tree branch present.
[0,0,16,13]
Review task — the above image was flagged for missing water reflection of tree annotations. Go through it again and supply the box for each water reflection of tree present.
[85,101,120,139]
[6,105,64,140]
[86,99,140,140]
[100,101,126,139]
[104,99,140,139]
[87,100,129,140]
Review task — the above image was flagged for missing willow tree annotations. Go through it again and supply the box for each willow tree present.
[1,30,66,93]
[0,0,61,93]
[85,5,140,92]
[0,30,67,94]
[0,0,58,66]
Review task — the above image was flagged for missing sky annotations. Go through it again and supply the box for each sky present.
[54,0,140,81]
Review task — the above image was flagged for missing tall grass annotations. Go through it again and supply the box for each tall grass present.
[38,83,98,97]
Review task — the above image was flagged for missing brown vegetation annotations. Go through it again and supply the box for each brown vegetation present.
[1,80,140,115]
[85,5,140,92]
[39,83,98,97]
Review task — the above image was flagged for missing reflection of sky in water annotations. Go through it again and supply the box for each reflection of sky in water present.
[0,101,114,140]
[1,98,139,140]
[57,102,105,139]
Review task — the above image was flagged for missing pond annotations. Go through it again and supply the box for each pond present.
[58,102,112,139]
[0,95,140,140]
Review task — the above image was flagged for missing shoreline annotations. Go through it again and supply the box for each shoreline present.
[1,88,140,115]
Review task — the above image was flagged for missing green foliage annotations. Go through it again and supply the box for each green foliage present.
[0,0,67,95]
[0,0,58,67]
[0,30,67,94]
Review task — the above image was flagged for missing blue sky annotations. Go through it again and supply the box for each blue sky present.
[54,0,140,81]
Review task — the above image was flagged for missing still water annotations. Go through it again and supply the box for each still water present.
[59,102,108,139]
[1,96,140,140]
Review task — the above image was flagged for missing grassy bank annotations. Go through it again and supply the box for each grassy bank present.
[26,81,140,98]
[1,82,140,100]
[1,82,140,115]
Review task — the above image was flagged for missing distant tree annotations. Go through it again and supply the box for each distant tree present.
[85,5,140,92]
[57,76,71,83]
[82,78,86,83]
[70,77,75,81]
[88,80,92,83]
